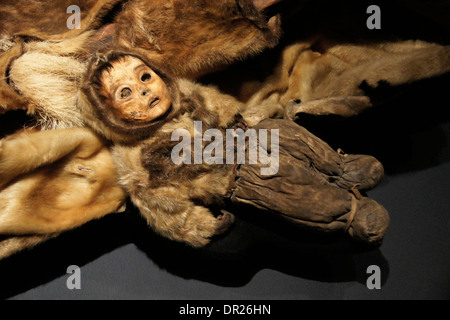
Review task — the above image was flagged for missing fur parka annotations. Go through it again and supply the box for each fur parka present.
[0,127,127,260]
[78,50,390,247]
[78,50,245,247]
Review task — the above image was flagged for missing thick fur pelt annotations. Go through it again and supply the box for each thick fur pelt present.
[0,234,58,261]
[0,40,31,115]
[0,127,127,259]
[1,0,281,129]
[8,47,87,129]
[1,33,96,128]
[0,128,127,235]
[204,0,450,120]
[0,0,121,40]
[114,0,281,78]
[243,39,450,120]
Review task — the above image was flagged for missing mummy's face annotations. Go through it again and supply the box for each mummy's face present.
[101,56,172,123]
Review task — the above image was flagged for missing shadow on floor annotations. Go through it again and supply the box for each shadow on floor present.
[0,202,390,299]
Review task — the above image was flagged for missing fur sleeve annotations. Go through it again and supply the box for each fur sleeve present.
[113,138,233,247]
[0,128,127,235]
[112,144,233,247]
[133,185,227,247]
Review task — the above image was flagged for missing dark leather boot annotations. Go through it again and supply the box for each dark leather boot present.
[344,195,390,245]
[335,149,385,192]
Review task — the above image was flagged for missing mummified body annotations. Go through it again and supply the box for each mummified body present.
[0,0,283,258]
[79,51,390,247]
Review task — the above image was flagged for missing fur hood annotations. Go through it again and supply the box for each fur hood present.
[78,49,183,144]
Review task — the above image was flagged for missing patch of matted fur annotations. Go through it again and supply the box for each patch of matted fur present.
[9,51,86,129]
[0,34,14,52]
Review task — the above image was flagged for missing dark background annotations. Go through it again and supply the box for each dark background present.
[0,0,449,300]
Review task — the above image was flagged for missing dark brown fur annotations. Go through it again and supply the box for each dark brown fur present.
[114,0,281,78]
[0,0,122,39]
[1,0,281,121]
[0,40,31,114]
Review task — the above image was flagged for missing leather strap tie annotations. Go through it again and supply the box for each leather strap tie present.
[344,193,358,233]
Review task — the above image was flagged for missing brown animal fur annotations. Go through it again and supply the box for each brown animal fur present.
[0,0,122,40]
[0,128,127,237]
[1,0,281,129]
[0,40,31,115]
[0,234,58,261]
[114,0,281,79]
[243,39,450,119]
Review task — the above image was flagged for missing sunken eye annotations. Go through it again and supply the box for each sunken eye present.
[120,87,132,98]
[141,73,151,82]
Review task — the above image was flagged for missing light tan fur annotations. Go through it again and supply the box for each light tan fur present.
[9,50,87,129]
[1,33,93,127]
[0,234,58,260]
[0,128,127,235]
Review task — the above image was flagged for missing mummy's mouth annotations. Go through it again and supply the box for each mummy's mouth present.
[149,98,160,108]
